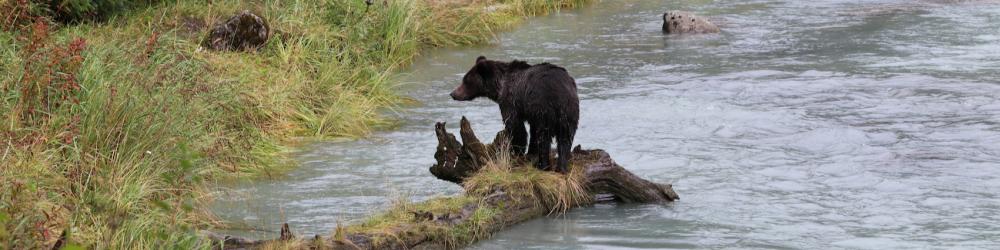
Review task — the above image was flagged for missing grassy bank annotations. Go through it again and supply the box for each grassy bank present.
[0,0,587,248]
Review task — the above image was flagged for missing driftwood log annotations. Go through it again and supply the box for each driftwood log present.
[206,117,678,249]
[431,117,678,202]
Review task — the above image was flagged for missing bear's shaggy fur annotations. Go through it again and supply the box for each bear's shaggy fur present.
[450,56,580,173]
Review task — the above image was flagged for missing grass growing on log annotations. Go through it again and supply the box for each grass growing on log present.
[338,195,494,248]
[337,144,590,248]
[1,0,588,248]
[463,143,592,214]
[464,161,591,214]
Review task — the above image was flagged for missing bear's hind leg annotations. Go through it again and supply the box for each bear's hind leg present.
[556,130,574,174]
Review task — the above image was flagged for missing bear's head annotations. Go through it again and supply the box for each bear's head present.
[451,56,531,102]
[451,56,499,101]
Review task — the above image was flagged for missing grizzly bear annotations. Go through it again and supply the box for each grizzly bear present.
[662,11,720,34]
[450,56,579,173]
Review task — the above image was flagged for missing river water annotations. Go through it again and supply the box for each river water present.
[213,0,1000,248]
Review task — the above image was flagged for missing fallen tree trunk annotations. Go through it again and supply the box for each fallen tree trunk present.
[430,117,678,203]
[206,117,677,249]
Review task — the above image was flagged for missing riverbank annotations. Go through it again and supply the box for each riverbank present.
[0,0,586,248]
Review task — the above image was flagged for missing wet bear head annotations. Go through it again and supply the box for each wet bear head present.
[451,56,501,101]
[451,56,532,101]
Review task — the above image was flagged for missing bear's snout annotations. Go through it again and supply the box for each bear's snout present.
[450,86,470,101]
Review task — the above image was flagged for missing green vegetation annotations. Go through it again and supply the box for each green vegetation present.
[338,196,492,248]
[8,0,156,23]
[0,0,587,248]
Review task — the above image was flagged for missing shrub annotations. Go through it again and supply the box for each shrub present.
[0,0,155,27]
[13,20,86,127]
[0,0,45,31]
[47,0,145,23]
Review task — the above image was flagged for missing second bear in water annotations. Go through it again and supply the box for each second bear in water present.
[450,56,579,173]
[662,11,720,34]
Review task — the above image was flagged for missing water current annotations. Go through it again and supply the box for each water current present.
[214,0,1000,248]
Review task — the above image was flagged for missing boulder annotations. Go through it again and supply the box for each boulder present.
[202,10,270,51]
[662,11,720,34]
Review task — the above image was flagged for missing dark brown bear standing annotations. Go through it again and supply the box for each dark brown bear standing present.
[450,56,580,173]
[202,10,270,51]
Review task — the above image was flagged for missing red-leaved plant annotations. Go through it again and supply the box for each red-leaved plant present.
[16,20,87,127]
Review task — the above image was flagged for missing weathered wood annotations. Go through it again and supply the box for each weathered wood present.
[203,230,269,249]
[576,147,679,202]
[206,117,677,249]
[429,118,478,184]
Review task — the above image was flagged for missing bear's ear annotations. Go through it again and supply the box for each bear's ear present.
[475,61,494,79]
[476,56,487,64]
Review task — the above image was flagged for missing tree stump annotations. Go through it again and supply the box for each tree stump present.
[202,10,271,51]
[206,117,678,249]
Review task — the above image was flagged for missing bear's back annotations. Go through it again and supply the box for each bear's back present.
[525,63,574,89]
[518,63,569,82]
[506,63,576,103]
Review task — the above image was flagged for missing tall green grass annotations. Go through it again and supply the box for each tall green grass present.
[0,0,588,248]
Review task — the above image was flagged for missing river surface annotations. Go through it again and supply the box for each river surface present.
[213,0,1000,248]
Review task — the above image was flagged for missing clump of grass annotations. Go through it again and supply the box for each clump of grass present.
[338,195,499,249]
[1,0,589,248]
[464,165,591,214]
[463,142,591,214]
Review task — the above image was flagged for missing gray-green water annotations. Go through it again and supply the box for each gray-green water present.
[213,0,1000,248]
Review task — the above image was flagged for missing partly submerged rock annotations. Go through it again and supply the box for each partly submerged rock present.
[202,10,270,51]
[662,11,720,34]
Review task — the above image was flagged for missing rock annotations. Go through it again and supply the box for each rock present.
[202,10,270,51]
[662,11,720,34]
